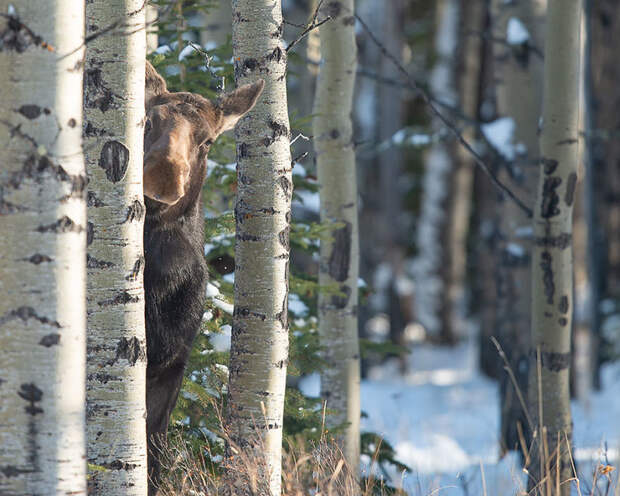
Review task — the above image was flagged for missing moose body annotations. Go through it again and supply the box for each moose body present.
[143,61,264,494]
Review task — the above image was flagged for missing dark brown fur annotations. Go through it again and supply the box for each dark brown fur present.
[143,61,263,494]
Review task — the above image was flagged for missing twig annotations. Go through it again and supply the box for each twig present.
[285,0,332,53]
[355,13,534,218]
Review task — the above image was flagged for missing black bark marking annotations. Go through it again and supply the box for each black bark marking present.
[275,294,288,330]
[0,306,60,328]
[342,15,355,26]
[559,295,569,314]
[87,191,106,207]
[558,318,568,327]
[535,232,571,249]
[24,254,52,264]
[533,350,571,371]
[84,121,108,137]
[18,383,43,415]
[236,232,261,242]
[67,118,77,128]
[329,128,340,139]
[87,372,121,384]
[123,199,145,223]
[541,158,559,175]
[39,333,60,347]
[278,176,292,197]
[87,222,94,245]
[329,222,352,282]
[125,256,144,281]
[87,254,115,269]
[332,284,352,309]
[18,105,41,120]
[278,226,290,251]
[36,215,83,234]
[0,465,33,478]
[0,13,50,52]
[99,140,129,183]
[266,46,284,63]
[9,155,85,195]
[264,119,290,147]
[85,68,116,112]
[541,176,562,218]
[238,142,249,159]
[234,307,267,321]
[557,138,578,146]
[113,336,145,366]
[323,1,343,17]
[540,251,554,305]
[97,291,139,307]
[564,173,577,206]
[101,460,137,471]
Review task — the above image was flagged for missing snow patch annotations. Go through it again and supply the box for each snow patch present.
[482,117,516,161]
[507,17,531,45]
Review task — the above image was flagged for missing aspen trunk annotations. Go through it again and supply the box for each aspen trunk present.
[528,0,581,490]
[0,2,87,494]
[490,0,546,456]
[313,0,360,472]
[146,3,158,54]
[84,2,148,494]
[413,0,460,342]
[226,1,292,494]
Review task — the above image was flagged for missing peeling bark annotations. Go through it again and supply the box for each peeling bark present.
[84,1,148,494]
[0,2,87,494]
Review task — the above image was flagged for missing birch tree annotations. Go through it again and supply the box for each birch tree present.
[84,2,148,494]
[313,0,360,471]
[0,2,87,494]
[490,0,545,456]
[529,0,581,489]
[225,0,292,493]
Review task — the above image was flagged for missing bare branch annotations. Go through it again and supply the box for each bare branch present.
[285,0,332,53]
[355,13,534,218]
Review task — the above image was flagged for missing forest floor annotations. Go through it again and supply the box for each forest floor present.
[300,333,620,495]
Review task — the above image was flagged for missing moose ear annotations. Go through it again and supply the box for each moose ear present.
[145,60,168,106]
[217,79,265,133]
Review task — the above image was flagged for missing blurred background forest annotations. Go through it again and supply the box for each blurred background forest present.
[143,0,620,494]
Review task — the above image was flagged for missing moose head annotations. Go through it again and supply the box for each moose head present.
[143,61,264,209]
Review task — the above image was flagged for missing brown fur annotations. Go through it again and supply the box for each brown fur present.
[143,61,264,494]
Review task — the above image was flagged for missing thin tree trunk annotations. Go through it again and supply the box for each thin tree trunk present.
[84,2,148,494]
[313,0,360,472]
[413,0,460,343]
[226,1,292,494]
[490,0,546,457]
[528,0,581,490]
[0,3,87,494]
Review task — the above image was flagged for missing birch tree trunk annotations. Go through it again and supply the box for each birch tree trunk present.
[146,3,158,54]
[490,0,546,456]
[413,0,460,342]
[84,3,148,494]
[313,0,360,472]
[529,0,581,490]
[226,1,292,494]
[0,2,87,494]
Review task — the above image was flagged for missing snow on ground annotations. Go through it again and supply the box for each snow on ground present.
[300,337,620,495]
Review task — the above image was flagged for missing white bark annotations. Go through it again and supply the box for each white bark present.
[313,0,360,472]
[226,1,292,494]
[529,0,582,490]
[84,2,148,494]
[412,0,460,340]
[0,2,87,494]
[146,3,158,54]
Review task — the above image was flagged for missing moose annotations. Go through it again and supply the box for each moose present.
[143,61,264,494]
